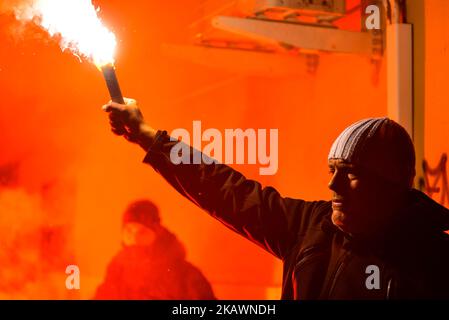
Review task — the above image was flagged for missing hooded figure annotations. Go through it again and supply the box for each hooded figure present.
[94,200,216,300]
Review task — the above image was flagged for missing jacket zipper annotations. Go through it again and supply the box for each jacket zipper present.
[386,269,396,300]
[384,260,395,300]
[386,278,393,299]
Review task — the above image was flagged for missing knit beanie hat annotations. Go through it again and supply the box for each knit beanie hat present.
[328,117,416,189]
[122,199,161,230]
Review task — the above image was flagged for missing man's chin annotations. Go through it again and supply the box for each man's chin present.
[331,210,352,233]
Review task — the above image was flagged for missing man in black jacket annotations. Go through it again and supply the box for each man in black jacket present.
[102,98,449,299]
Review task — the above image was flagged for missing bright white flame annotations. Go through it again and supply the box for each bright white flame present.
[15,0,117,67]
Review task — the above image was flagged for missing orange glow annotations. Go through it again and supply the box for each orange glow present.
[0,0,387,299]
[1,0,447,301]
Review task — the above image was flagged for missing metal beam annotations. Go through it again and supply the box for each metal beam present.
[211,16,373,55]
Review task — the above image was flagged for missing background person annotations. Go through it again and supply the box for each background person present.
[94,199,216,300]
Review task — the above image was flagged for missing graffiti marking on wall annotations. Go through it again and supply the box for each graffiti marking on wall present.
[422,153,449,207]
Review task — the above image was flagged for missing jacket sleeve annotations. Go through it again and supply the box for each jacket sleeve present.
[143,130,325,260]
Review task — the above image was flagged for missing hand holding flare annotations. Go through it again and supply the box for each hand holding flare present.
[102,99,156,150]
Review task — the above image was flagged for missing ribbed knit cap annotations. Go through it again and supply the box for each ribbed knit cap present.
[328,117,416,189]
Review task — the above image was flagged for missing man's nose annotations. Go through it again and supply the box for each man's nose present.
[328,171,346,193]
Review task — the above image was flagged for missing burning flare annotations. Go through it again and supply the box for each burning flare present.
[14,0,117,67]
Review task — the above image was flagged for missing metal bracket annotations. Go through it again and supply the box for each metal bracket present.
[211,16,373,55]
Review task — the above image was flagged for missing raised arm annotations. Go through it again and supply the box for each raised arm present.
[102,99,327,260]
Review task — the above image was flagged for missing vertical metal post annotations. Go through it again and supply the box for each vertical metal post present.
[405,0,426,189]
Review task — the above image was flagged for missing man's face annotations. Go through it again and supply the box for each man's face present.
[122,222,157,247]
[328,159,388,235]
